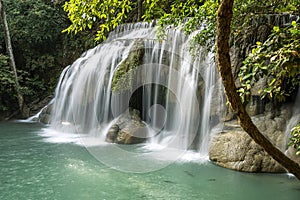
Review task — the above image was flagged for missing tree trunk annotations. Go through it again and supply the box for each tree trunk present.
[0,0,28,118]
[216,0,300,179]
[137,0,142,22]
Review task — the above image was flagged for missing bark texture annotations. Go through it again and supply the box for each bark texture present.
[137,0,143,22]
[216,0,300,179]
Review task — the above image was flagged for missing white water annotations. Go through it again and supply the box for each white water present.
[284,88,300,149]
[251,13,299,27]
[48,22,224,161]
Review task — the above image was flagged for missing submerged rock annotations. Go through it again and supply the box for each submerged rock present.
[105,108,147,144]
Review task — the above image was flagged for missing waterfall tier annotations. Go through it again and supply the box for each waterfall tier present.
[49,22,224,170]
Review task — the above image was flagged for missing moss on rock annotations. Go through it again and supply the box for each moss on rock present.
[111,39,145,92]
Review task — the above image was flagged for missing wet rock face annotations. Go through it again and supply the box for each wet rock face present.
[209,106,292,173]
[29,95,53,117]
[106,124,120,143]
[33,102,53,124]
[286,147,300,166]
[209,128,285,173]
[105,109,147,144]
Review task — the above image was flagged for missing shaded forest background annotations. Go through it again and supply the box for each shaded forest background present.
[0,0,95,118]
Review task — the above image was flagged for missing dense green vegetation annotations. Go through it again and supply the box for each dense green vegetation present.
[62,0,300,46]
[0,54,14,111]
[63,0,134,41]
[239,22,300,102]
[0,0,94,117]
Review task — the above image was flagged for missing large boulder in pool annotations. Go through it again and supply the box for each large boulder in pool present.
[105,109,147,144]
[209,108,292,173]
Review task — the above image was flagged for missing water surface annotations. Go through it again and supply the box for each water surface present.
[0,122,299,200]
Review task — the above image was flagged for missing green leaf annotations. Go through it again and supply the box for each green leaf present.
[273,26,280,32]
[242,73,253,80]
[269,78,276,86]
[256,41,262,46]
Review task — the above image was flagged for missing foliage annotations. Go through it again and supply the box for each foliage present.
[0,0,63,102]
[288,123,300,155]
[6,0,61,46]
[155,0,218,51]
[0,54,34,111]
[62,0,300,43]
[232,0,299,34]
[142,0,173,21]
[62,0,300,53]
[0,54,15,111]
[0,0,93,114]
[232,0,300,26]
[62,0,209,42]
[238,22,300,102]
[63,0,134,41]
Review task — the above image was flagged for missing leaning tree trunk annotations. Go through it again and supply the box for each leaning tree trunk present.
[216,0,300,179]
[0,0,28,117]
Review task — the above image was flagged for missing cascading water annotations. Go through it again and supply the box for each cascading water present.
[284,88,300,150]
[49,22,224,162]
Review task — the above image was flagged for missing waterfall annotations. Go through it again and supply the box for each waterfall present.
[49,22,223,157]
[284,88,300,150]
[199,53,216,154]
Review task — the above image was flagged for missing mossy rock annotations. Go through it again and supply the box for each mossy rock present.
[111,39,145,92]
